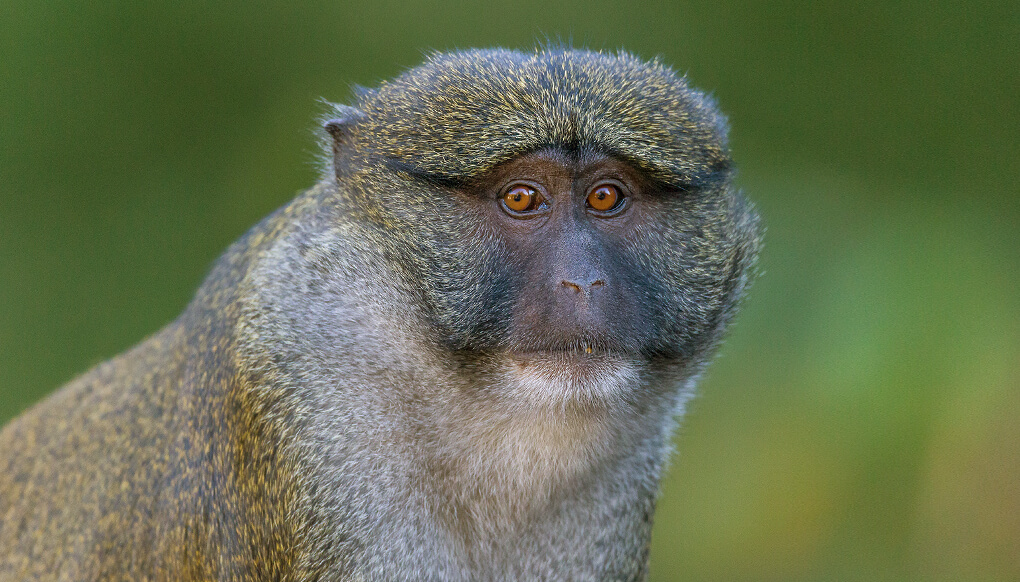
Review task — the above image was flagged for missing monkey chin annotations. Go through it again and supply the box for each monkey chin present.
[498,350,643,410]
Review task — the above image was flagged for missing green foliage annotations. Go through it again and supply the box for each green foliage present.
[1,1,1016,579]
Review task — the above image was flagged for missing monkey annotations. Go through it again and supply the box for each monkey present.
[0,47,760,581]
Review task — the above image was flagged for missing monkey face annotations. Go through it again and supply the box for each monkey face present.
[387,145,755,392]
[324,49,760,395]
[475,148,650,357]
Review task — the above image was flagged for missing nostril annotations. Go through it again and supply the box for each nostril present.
[561,279,606,293]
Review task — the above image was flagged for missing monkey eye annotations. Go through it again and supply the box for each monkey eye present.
[501,184,547,215]
[586,183,625,214]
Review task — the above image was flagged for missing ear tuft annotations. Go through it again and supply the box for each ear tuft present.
[324,106,365,140]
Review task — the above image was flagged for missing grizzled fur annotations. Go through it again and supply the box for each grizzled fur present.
[0,48,760,581]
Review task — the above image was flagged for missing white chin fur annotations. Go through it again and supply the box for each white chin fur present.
[497,352,642,408]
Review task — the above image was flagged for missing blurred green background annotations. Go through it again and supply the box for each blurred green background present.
[1,1,1017,579]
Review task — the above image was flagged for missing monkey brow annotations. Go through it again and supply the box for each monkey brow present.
[569,143,726,194]
[623,153,733,194]
[379,158,469,190]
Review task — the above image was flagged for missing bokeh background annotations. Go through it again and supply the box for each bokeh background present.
[1,1,1017,579]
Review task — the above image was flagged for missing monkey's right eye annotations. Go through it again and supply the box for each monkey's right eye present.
[501,184,546,214]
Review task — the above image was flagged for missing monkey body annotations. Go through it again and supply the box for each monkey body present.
[0,49,760,580]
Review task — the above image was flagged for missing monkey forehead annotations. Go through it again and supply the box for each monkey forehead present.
[340,48,731,188]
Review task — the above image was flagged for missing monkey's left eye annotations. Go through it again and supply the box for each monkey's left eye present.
[501,184,547,214]
[586,184,625,214]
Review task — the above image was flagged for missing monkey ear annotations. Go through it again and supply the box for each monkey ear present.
[323,105,365,142]
[323,105,365,177]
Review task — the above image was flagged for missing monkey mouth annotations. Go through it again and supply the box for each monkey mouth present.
[514,343,604,356]
[503,340,637,374]
[501,334,637,371]
[507,331,627,355]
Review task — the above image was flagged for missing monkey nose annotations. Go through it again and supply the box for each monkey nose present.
[554,278,609,327]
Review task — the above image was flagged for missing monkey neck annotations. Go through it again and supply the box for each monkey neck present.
[410,356,681,550]
[431,391,614,502]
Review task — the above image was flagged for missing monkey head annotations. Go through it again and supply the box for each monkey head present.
[322,48,760,407]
